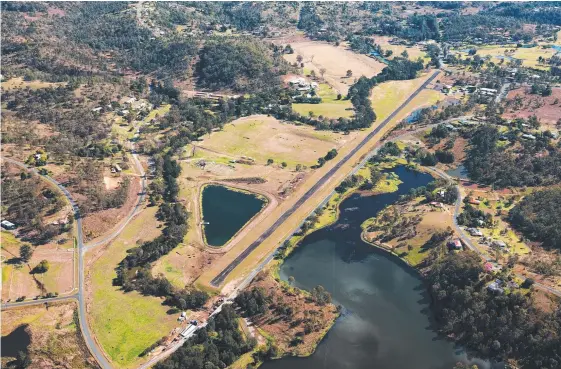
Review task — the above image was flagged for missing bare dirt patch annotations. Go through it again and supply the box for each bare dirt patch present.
[503,87,561,127]
[284,40,385,95]
[82,174,140,242]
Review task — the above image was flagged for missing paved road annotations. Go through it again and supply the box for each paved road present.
[85,126,147,251]
[1,157,112,369]
[210,70,441,287]
[1,294,78,309]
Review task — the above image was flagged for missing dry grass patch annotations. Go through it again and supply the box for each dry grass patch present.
[1,301,97,369]
[197,115,355,167]
[1,77,66,91]
[284,40,385,94]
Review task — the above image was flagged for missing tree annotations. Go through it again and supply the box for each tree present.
[19,245,33,263]
[401,50,409,58]
[281,162,287,168]
[370,168,383,187]
[319,67,326,78]
[346,69,353,78]
[267,158,274,165]
[295,164,302,171]
[32,260,50,274]
[16,351,31,368]
[288,276,295,286]
[296,54,303,64]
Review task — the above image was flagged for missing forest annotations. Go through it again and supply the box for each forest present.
[508,187,561,250]
[464,125,561,188]
[428,252,561,369]
[196,39,288,93]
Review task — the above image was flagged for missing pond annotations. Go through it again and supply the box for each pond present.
[262,166,491,369]
[1,324,31,358]
[201,185,266,247]
[446,163,470,180]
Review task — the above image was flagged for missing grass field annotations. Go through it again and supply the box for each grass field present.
[371,36,429,62]
[371,76,443,120]
[1,302,94,369]
[1,231,75,301]
[284,40,385,95]
[292,83,354,119]
[474,46,558,70]
[196,71,442,293]
[88,206,178,368]
[1,77,66,90]
[197,115,354,167]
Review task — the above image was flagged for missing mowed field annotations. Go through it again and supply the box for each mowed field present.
[370,77,444,120]
[292,83,354,119]
[87,206,178,368]
[1,231,75,301]
[1,302,96,369]
[284,40,385,95]
[196,71,442,293]
[197,115,357,167]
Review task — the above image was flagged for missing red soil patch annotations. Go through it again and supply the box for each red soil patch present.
[47,7,66,17]
[503,87,561,126]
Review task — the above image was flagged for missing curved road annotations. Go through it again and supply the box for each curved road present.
[1,157,112,369]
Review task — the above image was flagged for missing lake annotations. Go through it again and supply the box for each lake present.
[1,324,31,358]
[262,166,489,369]
[201,184,266,247]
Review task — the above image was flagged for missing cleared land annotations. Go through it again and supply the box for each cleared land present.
[196,71,441,293]
[1,77,66,90]
[370,77,444,121]
[197,115,356,167]
[284,40,385,95]
[503,87,561,126]
[87,206,179,368]
[291,83,354,119]
[469,45,558,70]
[370,35,429,62]
[1,301,97,369]
[1,231,75,302]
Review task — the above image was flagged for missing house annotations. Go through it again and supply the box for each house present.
[111,164,122,173]
[467,228,483,237]
[491,240,507,248]
[448,239,463,250]
[487,279,504,294]
[1,220,16,230]
[521,133,536,140]
[91,107,103,113]
[468,198,481,205]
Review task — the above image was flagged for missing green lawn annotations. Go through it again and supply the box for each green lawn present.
[89,207,178,368]
[292,83,354,119]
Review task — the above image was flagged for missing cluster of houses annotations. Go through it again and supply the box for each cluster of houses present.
[288,77,321,102]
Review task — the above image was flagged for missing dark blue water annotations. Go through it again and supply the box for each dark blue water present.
[446,164,470,180]
[201,185,266,247]
[1,325,31,358]
[262,166,489,369]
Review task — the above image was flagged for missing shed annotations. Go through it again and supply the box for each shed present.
[1,220,16,230]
